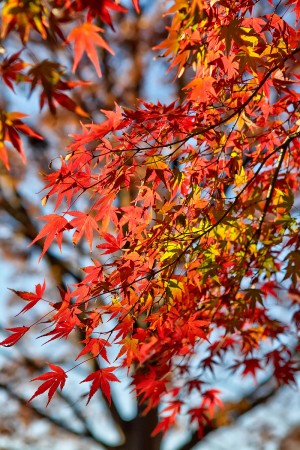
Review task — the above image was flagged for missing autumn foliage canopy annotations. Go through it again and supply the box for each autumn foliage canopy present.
[1,0,300,438]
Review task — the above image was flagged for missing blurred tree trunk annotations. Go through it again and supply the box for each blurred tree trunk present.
[121,407,161,450]
[280,426,300,450]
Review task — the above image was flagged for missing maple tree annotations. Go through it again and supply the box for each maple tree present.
[1,0,300,449]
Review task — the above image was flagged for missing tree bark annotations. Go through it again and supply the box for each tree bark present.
[118,407,162,450]
[280,426,300,450]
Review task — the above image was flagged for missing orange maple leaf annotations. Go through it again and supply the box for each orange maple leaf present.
[132,0,140,13]
[67,23,114,77]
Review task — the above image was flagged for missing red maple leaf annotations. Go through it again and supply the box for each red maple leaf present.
[72,0,128,27]
[68,211,99,251]
[201,389,223,417]
[260,281,278,298]
[0,326,30,347]
[135,368,167,410]
[0,111,43,169]
[76,338,111,363]
[39,321,75,343]
[28,60,89,117]
[29,214,72,260]
[0,51,28,92]
[232,358,262,381]
[151,402,182,436]
[28,363,67,406]
[97,231,123,254]
[93,0,127,28]
[10,280,46,316]
[80,367,120,404]
[185,314,210,345]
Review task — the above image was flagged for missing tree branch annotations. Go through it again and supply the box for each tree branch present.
[0,188,129,441]
[254,129,300,240]
[0,381,111,449]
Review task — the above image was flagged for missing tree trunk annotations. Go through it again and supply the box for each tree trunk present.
[279,426,300,450]
[121,407,162,450]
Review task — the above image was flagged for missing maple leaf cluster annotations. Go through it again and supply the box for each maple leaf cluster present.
[0,0,139,168]
[2,0,300,439]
